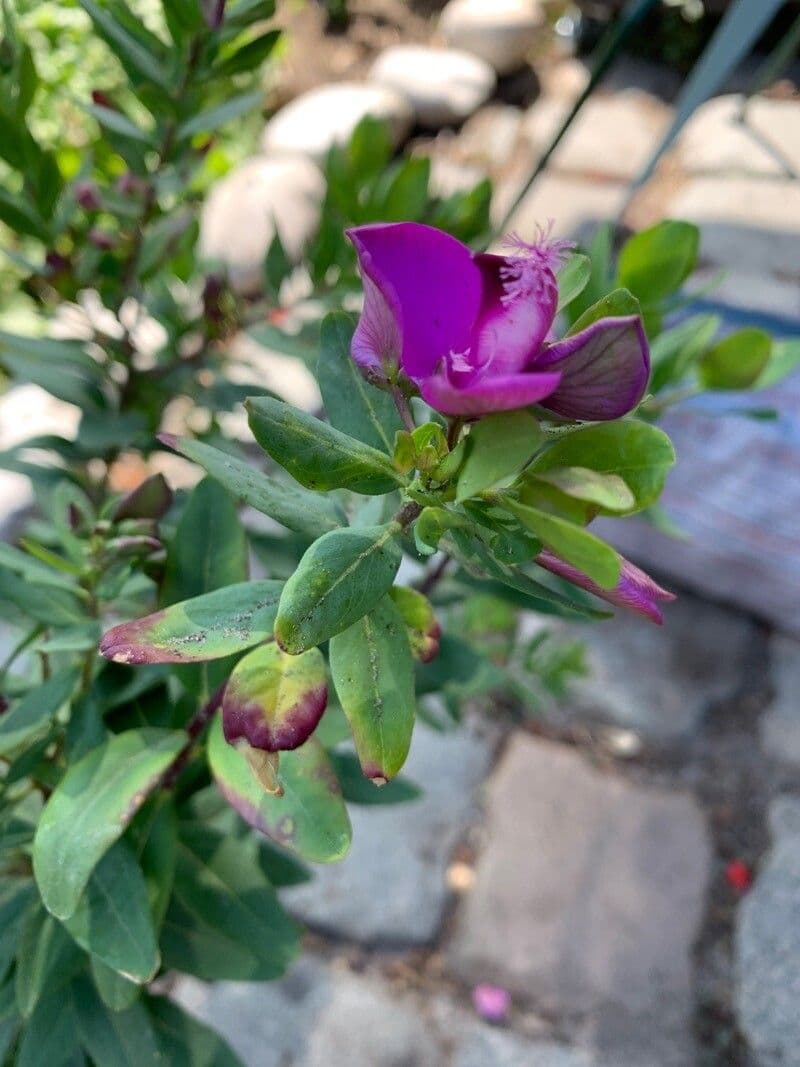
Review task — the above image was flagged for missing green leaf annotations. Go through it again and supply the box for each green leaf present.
[17,980,82,1067]
[15,904,78,1019]
[148,996,246,1067]
[329,595,415,781]
[247,396,404,495]
[85,103,155,145]
[77,0,170,89]
[160,435,343,538]
[698,327,772,390]
[101,580,283,665]
[177,90,263,141]
[317,313,403,454]
[33,729,186,920]
[0,668,78,758]
[756,338,800,389]
[568,288,641,336]
[222,643,327,751]
[0,879,38,983]
[331,751,421,805]
[0,981,19,1064]
[528,420,675,514]
[91,960,139,1013]
[456,411,544,502]
[531,467,636,513]
[0,186,48,240]
[63,841,159,983]
[388,585,440,663]
[208,718,351,862]
[557,253,591,312]
[275,523,403,654]
[617,221,700,304]
[500,499,621,589]
[649,313,721,392]
[160,825,301,980]
[377,156,431,221]
[212,30,280,78]
[72,975,160,1066]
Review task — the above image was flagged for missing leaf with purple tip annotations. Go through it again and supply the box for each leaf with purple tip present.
[222,643,328,752]
[100,580,283,665]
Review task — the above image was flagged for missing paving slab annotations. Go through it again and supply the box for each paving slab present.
[562,589,759,743]
[495,172,626,241]
[448,734,710,1065]
[667,176,800,280]
[679,95,800,179]
[761,636,800,767]
[283,720,496,945]
[736,797,800,1067]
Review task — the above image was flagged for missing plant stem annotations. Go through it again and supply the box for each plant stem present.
[390,386,416,433]
[416,554,452,596]
[447,417,464,450]
[395,500,423,529]
[161,683,226,790]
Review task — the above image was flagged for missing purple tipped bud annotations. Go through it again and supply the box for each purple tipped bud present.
[91,90,116,110]
[88,228,116,251]
[113,473,173,522]
[201,0,226,29]
[74,181,101,211]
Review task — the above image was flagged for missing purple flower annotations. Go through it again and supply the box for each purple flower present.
[346,222,650,419]
[536,549,676,624]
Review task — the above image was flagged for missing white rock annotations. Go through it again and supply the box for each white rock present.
[370,46,496,128]
[440,0,543,76]
[199,155,325,296]
[261,82,413,162]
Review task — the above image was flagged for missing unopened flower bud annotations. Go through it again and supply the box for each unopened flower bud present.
[74,181,101,211]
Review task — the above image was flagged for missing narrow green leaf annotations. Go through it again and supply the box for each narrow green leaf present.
[247,396,403,495]
[159,435,343,538]
[617,220,700,304]
[649,313,721,392]
[63,841,159,983]
[160,824,301,980]
[17,981,82,1067]
[0,668,79,758]
[72,975,160,1066]
[77,0,170,88]
[317,313,403,454]
[0,879,38,983]
[177,91,263,141]
[15,904,77,1019]
[147,995,247,1067]
[85,103,155,144]
[568,288,641,336]
[456,411,543,502]
[208,717,351,863]
[531,467,635,512]
[275,523,402,654]
[91,960,140,1013]
[212,29,280,78]
[331,751,421,805]
[101,580,282,665]
[33,729,185,920]
[501,499,621,589]
[528,420,676,514]
[699,327,772,390]
[556,253,591,312]
[329,596,415,781]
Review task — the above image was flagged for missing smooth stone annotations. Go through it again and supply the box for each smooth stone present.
[439,0,544,76]
[448,734,710,1065]
[370,45,496,128]
[680,94,800,178]
[261,81,413,161]
[667,175,800,280]
[762,636,800,766]
[283,720,496,945]
[736,797,800,1067]
[199,155,324,296]
[563,590,759,744]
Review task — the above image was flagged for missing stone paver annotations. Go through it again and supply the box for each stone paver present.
[563,589,759,743]
[679,94,800,178]
[667,176,800,280]
[761,636,800,767]
[736,797,800,1067]
[495,172,626,240]
[283,720,496,945]
[526,90,672,182]
[448,734,710,1065]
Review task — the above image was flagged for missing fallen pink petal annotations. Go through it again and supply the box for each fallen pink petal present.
[472,983,512,1023]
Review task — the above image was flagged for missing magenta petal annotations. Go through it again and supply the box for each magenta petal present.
[535,316,650,421]
[347,223,483,382]
[536,549,676,624]
[472,253,557,375]
[351,269,401,381]
[420,369,562,417]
